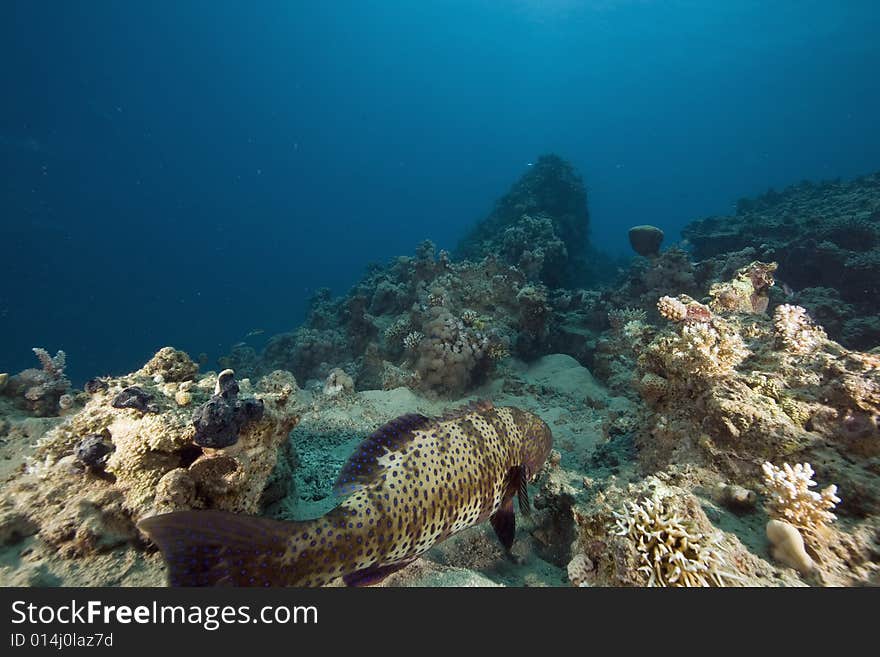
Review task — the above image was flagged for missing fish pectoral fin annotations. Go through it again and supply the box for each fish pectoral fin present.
[490,496,516,550]
[342,559,416,587]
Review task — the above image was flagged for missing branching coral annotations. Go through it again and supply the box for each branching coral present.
[402,331,424,351]
[608,307,647,330]
[773,305,827,354]
[3,348,72,416]
[33,348,66,377]
[612,492,736,586]
[761,462,840,531]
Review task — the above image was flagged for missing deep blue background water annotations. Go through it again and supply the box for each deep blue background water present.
[2,1,879,383]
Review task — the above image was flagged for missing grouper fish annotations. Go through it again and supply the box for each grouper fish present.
[138,401,552,587]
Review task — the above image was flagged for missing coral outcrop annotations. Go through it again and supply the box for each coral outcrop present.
[761,462,840,531]
[2,348,71,416]
[455,154,593,288]
[683,173,880,349]
[0,348,301,557]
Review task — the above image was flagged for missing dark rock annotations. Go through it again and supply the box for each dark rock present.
[111,386,159,413]
[75,434,114,469]
[192,373,265,448]
[84,378,109,394]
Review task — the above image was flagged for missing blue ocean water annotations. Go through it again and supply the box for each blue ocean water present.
[1,1,878,383]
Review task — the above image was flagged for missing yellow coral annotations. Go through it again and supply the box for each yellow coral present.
[779,397,810,426]
[650,318,748,379]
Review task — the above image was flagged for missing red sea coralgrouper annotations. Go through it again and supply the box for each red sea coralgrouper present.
[139,400,553,586]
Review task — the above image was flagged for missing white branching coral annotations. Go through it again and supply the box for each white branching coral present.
[761,461,841,531]
[608,307,647,330]
[652,319,749,378]
[773,304,826,354]
[612,493,736,587]
[402,331,424,351]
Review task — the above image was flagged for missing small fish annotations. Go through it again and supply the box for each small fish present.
[245,328,265,338]
[779,281,796,299]
[138,401,553,587]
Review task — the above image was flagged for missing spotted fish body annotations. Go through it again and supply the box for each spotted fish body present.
[139,401,553,587]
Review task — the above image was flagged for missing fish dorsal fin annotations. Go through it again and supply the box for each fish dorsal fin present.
[438,399,494,421]
[333,413,433,496]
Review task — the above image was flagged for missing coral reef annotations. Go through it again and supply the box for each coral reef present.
[683,173,880,349]
[4,165,880,588]
[0,348,301,557]
[222,241,562,395]
[455,154,593,287]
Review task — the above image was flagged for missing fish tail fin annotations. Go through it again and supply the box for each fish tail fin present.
[138,510,307,587]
